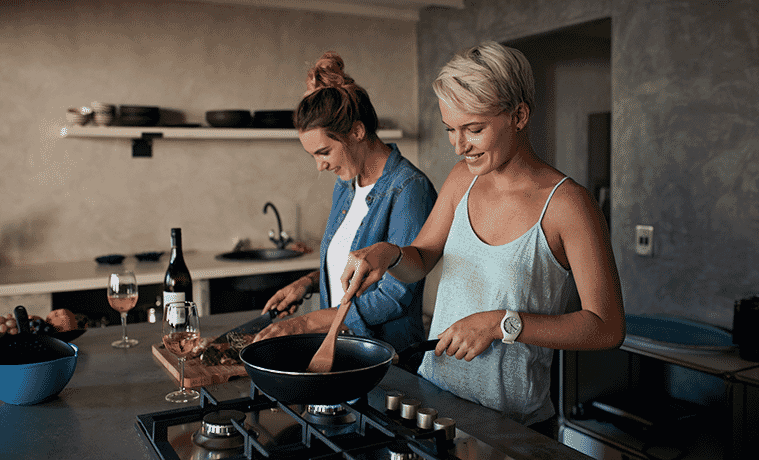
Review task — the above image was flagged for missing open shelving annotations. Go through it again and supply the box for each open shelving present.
[60,125,404,156]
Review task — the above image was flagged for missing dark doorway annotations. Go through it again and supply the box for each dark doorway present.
[506,18,611,204]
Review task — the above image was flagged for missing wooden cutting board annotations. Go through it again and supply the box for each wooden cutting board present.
[152,343,249,388]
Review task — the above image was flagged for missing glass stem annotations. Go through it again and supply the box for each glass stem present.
[120,312,128,342]
[178,357,186,392]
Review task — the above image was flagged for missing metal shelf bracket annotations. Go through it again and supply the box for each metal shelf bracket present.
[132,132,163,157]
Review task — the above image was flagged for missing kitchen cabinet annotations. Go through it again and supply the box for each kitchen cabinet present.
[559,341,759,459]
[733,366,759,457]
[207,269,314,314]
[60,126,404,156]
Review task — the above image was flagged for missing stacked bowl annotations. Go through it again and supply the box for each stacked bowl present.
[91,101,116,126]
[65,107,90,126]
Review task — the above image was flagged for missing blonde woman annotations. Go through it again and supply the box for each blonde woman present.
[340,42,625,429]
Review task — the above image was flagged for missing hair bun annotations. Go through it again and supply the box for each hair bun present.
[306,51,356,94]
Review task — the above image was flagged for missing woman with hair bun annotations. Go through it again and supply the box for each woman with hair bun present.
[256,51,437,354]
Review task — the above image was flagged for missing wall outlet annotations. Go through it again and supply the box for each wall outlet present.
[635,225,654,256]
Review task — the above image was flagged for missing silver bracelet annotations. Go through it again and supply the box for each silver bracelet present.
[302,276,315,299]
[388,244,403,269]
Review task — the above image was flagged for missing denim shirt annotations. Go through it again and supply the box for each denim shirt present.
[319,143,437,351]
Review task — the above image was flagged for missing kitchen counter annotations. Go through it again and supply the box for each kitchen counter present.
[733,363,759,386]
[0,311,590,460]
[0,250,320,296]
[0,250,320,316]
[620,340,759,376]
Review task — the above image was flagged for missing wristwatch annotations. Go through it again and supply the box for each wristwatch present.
[500,310,523,344]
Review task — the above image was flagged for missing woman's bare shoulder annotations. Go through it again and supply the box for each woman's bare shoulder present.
[439,160,475,201]
[553,178,595,207]
[548,177,606,230]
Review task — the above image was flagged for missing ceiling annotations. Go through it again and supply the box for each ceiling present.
[186,0,465,21]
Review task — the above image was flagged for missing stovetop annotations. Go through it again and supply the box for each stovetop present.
[135,381,513,460]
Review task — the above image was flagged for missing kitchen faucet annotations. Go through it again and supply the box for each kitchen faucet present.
[263,202,292,249]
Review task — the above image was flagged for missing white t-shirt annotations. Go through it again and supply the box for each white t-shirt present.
[326,179,374,307]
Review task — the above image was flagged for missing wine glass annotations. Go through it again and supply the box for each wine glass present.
[107,271,139,348]
[162,300,201,403]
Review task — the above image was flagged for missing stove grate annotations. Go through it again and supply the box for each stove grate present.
[136,382,457,460]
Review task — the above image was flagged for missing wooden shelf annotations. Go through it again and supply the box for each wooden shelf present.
[60,126,404,156]
[60,125,403,140]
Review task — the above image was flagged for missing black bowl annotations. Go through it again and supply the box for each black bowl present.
[119,106,160,126]
[135,251,164,262]
[119,116,160,127]
[252,110,294,129]
[95,254,125,265]
[206,110,252,128]
[120,105,160,116]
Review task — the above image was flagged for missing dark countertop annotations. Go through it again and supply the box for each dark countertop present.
[0,311,589,460]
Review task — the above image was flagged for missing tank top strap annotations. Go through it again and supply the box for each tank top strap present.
[538,176,569,223]
[466,175,478,195]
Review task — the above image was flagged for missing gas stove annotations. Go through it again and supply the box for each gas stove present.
[135,380,513,460]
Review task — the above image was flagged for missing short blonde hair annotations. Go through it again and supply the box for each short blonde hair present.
[433,41,535,115]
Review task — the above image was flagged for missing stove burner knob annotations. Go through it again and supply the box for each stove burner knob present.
[433,417,456,441]
[400,399,421,422]
[416,407,438,430]
[385,390,405,412]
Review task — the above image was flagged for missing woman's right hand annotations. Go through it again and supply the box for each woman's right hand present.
[340,242,400,303]
[261,276,312,318]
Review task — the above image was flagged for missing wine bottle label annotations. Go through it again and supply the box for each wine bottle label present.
[167,306,186,326]
[163,291,186,310]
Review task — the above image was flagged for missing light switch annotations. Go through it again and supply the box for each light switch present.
[635,225,654,257]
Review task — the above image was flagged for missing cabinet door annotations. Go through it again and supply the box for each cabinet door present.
[560,425,646,460]
[740,383,759,458]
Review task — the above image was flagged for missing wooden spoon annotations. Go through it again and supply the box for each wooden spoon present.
[306,299,352,373]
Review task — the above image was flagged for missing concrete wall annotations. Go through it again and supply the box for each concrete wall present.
[418,0,759,328]
[0,0,418,265]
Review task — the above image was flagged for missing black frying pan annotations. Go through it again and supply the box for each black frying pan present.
[239,334,438,404]
[0,306,76,365]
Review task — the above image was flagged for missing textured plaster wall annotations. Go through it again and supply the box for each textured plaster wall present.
[0,0,418,265]
[418,0,759,328]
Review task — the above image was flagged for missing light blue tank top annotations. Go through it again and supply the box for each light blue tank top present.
[418,176,572,425]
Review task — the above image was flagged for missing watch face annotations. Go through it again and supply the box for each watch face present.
[504,316,521,334]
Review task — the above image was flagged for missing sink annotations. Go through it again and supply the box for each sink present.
[216,248,304,261]
[623,314,735,354]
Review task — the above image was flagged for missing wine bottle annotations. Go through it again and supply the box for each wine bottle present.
[162,228,192,312]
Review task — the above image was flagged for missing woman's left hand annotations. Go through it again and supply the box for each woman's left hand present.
[253,316,309,342]
[435,311,503,361]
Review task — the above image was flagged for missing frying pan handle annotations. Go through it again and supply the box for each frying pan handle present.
[14,306,31,335]
[393,339,439,366]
